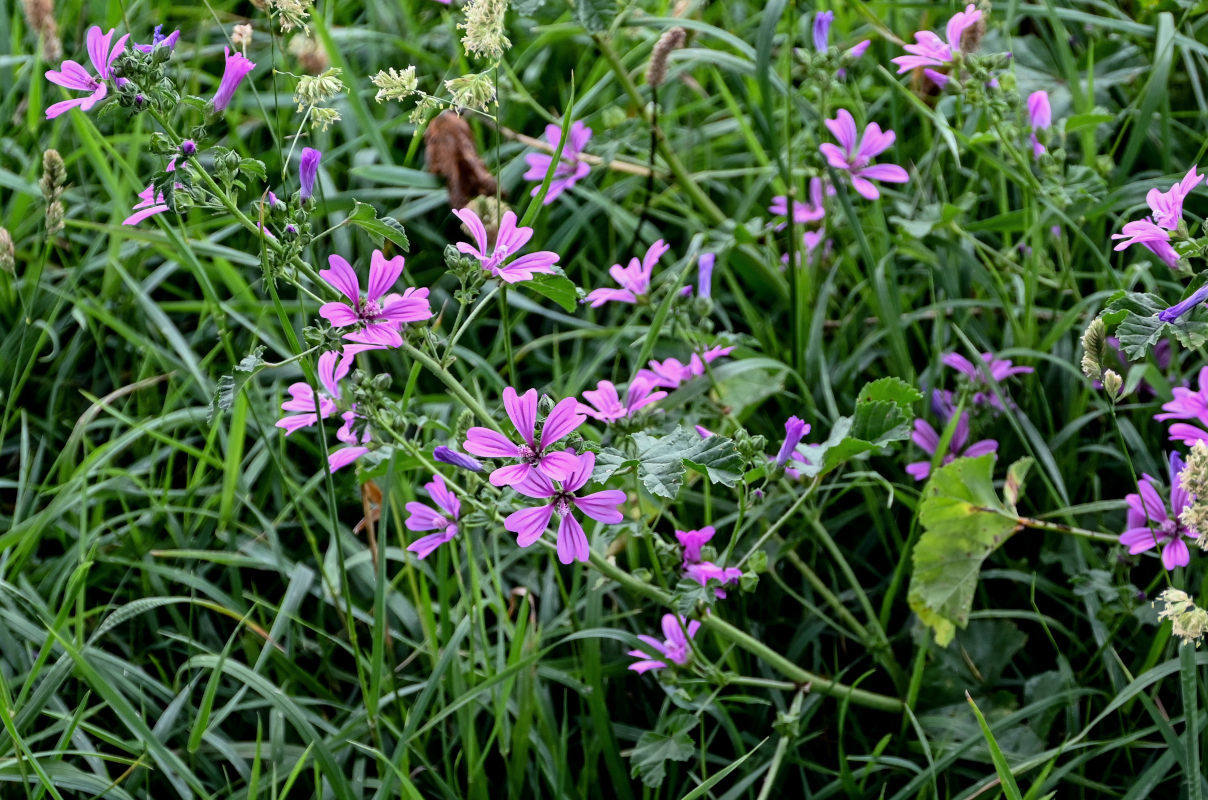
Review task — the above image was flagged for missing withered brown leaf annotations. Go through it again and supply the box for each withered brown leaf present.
[424,111,498,209]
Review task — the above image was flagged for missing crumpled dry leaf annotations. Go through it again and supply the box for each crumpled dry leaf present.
[424,110,498,209]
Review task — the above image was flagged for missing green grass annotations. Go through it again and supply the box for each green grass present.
[4,0,1208,797]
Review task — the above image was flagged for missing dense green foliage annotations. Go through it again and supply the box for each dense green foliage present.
[5,0,1208,798]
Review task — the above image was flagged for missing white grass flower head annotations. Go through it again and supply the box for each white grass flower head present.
[446,71,495,112]
[460,0,510,62]
[1157,588,1208,647]
[371,67,419,103]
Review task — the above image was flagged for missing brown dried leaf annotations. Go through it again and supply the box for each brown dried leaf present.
[424,111,498,209]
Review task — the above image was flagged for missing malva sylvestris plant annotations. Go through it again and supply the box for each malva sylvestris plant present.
[31,3,1208,797]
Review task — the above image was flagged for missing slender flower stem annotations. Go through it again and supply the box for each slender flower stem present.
[585,549,903,712]
[396,340,503,433]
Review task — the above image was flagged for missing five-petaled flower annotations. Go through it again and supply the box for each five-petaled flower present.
[319,249,433,348]
[686,561,743,598]
[1111,165,1203,270]
[276,350,349,435]
[45,26,130,119]
[578,378,666,424]
[628,614,701,673]
[464,387,586,487]
[1121,452,1197,571]
[523,121,592,204]
[890,4,983,88]
[819,109,909,200]
[405,474,462,559]
[585,239,671,307]
[453,208,561,284]
[503,451,627,564]
[636,346,735,390]
[676,526,715,566]
[942,351,1033,409]
[906,411,998,481]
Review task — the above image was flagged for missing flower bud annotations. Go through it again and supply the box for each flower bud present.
[1102,369,1123,400]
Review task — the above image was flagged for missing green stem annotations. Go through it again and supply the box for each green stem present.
[396,340,502,433]
[585,550,903,713]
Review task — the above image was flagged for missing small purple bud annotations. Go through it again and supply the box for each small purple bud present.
[847,39,871,60]
[212,48,255,112]
[135,25,181,53]
[813,11,834,52]
[285,223,298,235]
[1159,284,1208,323]
[134,94,146,106]
[180,139,196,157]
[1027,90,1051,130]
[299,147,322,201]
[434,445,484,472]
[267,191,280,209]
[697,252,715,300]
[775,416,810,467]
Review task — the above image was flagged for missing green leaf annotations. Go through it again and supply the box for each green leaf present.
[347,201,410,251]
[593,447,638,483]
[908,454,1021,647]
[1003,457,1033,512]
[630,721,695,788]
[519,272,580,313]
[631,428,744,499]
[857,376,924,410]
[576,0,615,33]
[1116,312,1166,360]
[796,402,911,479]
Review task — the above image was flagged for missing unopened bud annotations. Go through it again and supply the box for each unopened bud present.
[1102,369,1122,400]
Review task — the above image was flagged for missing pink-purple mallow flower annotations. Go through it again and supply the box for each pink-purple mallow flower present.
[628,614,701,673]
[276,350,349,435]
[134,25,180,53]
[329,410,372,473]
[319,250,433,348]
[45,26,130,119]
[906,412,998,481]
[523,121,592,204]
[1157,367,1208,447]
[769,178,828,232]
[211,47,255,112]
[464,387,585,487]
[453,208,560,284]
[1027,91,1052,158]
[1121,452,1197,571]
[942,351,1033,409]
[503,451,626,564]
[890,4,983,88]
[686,562,743,599]
[123,160,180,226]
[585,239,671,307]
[299,147,322,201]
[1111,165,1204,270]
[405,474,461,559]
[819,110,909,200]
[636,346,735,390]
[434,445,484,472]
[676,526,715,566]
[578,378,666,423]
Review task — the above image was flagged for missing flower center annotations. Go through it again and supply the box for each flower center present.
[553,492,574,517]
[518,444,540,465]
[1162,518,1180,540]
[358,298,383,320]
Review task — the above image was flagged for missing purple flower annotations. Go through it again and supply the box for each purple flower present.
[628,614,701,673]
[1160,284,1208,323]
[578,378,666,423]
[464,387,586,487]
[319,250,433,348]
[813,11,835,51]
[906,412,998,481]
[775,416,811,468]
[1171,423,1208,448]
[635,347,734,390]
[1027,90,1051,157]
[769,178,828,232]
[819,110,909,200]
[503,451,627,564]
[1112,166,1203,268]
[134,25,180,53]
[211,47,255,112]
[44,26,130,119]
[522,121,592,204]
[847,40,872,60]
[123,160,180,226]
[276,350,349,435]
[685,561,742,599]
[328,410,371,473]
[890,4,983,86]
[434,445,484,472]
[696,253,715,299]
[1121,453,1196,570]
[453,208,560,284]
[1157,368,1208,425]
[405,474,461,559]
[676,526,715,566]
[299,147,322,201]
[585,239,671,307]
[942,351,1032,408]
